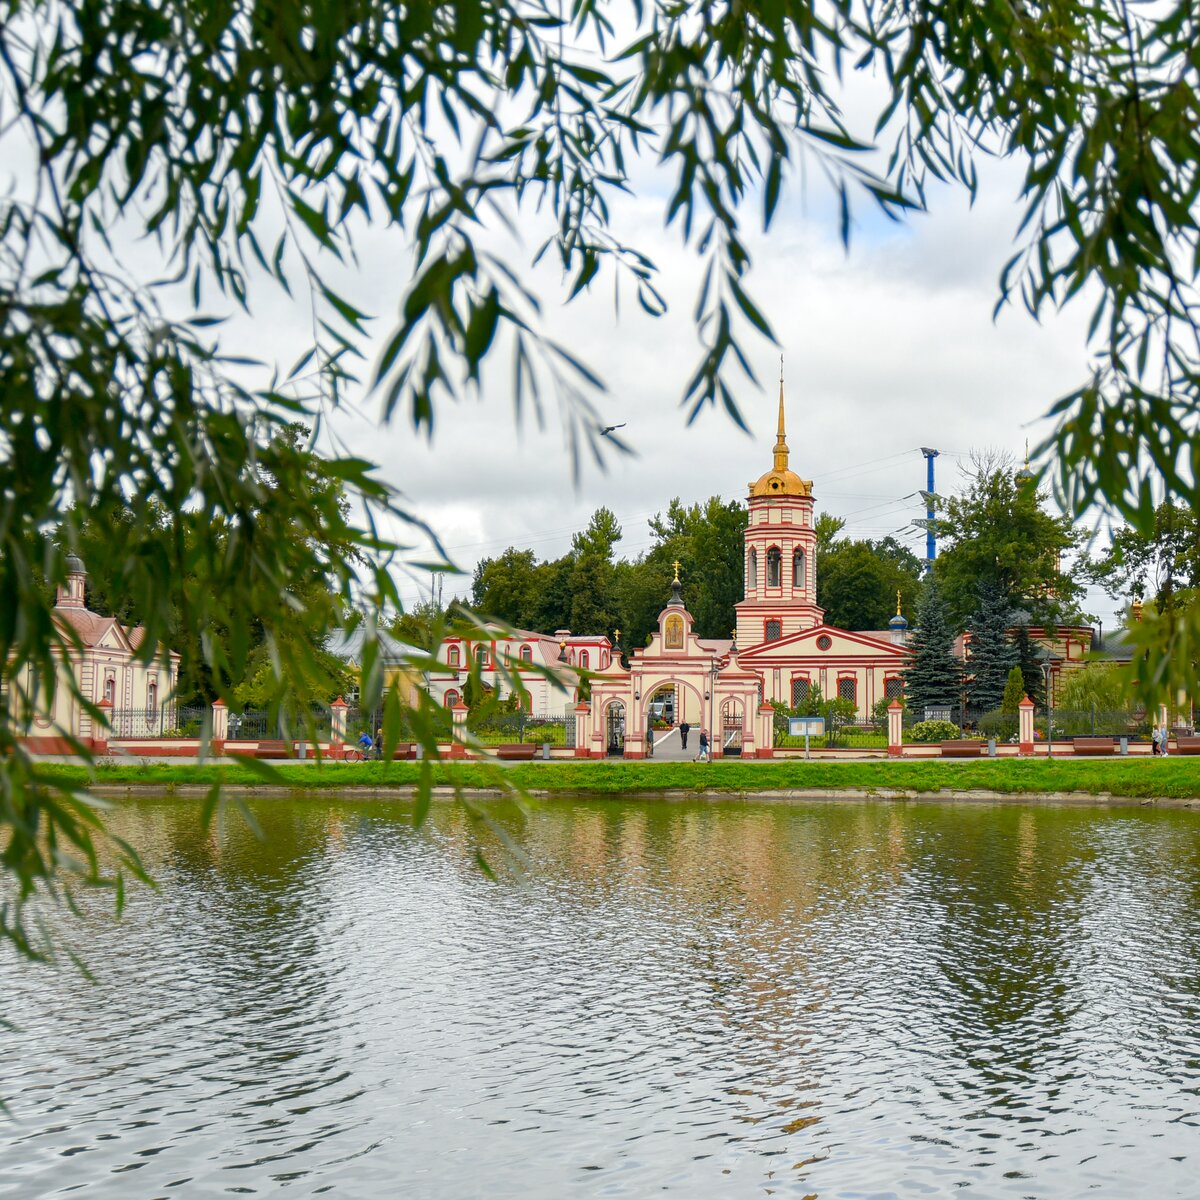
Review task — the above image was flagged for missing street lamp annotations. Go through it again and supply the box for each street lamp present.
[1041,660,1053,758]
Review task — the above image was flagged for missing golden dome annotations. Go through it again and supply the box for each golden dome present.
[748,364,813,498]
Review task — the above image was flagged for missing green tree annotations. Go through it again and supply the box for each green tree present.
[1056,663,1134,713]
[6,0,1200,956]
[569,508,622,634]
[471,549,541,627]
[934,455,1085,628]
[1012,624,1046,710]
[904,578,962,716]
[818,536,922,630]
[1084,502,1200,614]
[1001,666,1027,716]
[966,585,1017,713]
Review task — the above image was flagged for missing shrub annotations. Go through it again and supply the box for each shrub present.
[907,719,962,743]
[977,708,1018,742]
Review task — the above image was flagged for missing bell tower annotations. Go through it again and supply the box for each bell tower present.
[734,361,824,647]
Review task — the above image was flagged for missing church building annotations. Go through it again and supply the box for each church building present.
[582,376,911,757]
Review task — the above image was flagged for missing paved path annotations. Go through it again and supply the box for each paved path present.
[647,727,701,762]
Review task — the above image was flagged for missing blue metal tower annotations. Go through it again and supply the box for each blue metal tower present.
[920,447,939,572]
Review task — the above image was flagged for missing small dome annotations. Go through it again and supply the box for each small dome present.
[889,612,908,630]
[749,467,813,499]
[65,552,86,575]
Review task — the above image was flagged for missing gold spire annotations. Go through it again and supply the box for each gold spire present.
[749,353,812,498]
[896,589,903,617]
[672,559,681,584]
[773,354,789,472]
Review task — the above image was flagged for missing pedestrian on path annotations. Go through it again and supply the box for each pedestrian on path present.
[679,721,690,750]
[1152,724,1161,755]
[696,729,709,762]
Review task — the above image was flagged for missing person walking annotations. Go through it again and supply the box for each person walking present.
[1151,723,1161,756]
[679,721,691,750]
[696,728,709,762]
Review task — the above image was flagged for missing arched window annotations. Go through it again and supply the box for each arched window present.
[884,677,904,700]
[793,548,806,589]
[748,549,758,591]
[578,650,589,669]
[447,646,460,668]
[104,675,115,704]
[838,677,857,703]
[147,680,157,711]
[601,652,610,670]
[791,677,810,706]
[519,644,532,663]
[476,645,488,669]
[444,689,460,707]
[765,619,782,643]
[766,546,782,588]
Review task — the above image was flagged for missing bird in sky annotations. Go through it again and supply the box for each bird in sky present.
[600,422,626,436]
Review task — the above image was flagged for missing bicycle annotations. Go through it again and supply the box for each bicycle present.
[343,746,367,762]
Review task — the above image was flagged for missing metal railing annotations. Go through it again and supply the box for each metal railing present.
[466,712,575,747]
[109,705,205,739]
[773,712,888,749]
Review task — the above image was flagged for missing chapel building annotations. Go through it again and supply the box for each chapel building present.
[583,376,910,757]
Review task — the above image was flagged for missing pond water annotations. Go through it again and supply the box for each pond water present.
[2,796,1199,1198]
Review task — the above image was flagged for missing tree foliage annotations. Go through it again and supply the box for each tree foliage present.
[1084,503,1200,614]
[1056,663,1134,713]
[5,0,1200,954]
[903,578,962,716]
[934,455,1085,628]
[1001,665,1027,716]
[817,533,922,630]
[966,584,1017,713]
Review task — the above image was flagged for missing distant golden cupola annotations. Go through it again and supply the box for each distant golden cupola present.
[749,362,813,498]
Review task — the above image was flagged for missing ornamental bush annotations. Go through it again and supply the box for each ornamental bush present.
[907,719,962,743]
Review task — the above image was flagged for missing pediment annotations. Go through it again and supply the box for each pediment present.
[739,624,909,659]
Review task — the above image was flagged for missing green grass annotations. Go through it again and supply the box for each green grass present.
[33,756,1200,800]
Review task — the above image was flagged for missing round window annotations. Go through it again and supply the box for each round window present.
[816,634,832,651]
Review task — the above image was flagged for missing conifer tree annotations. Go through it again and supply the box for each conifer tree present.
[1012,624,1046,709]
[1001,666,1027,715]
[966,584,1017,712]
[903,578,962,716]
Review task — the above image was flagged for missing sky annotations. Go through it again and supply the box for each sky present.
[180,149,1119,630]
[260,153,1120,630]
[1,22,1127,635]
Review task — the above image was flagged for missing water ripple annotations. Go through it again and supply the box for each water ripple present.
[1,799,1198,1197]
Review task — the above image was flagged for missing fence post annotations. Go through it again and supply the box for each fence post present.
[450,702,469,758]
[1018,695,1035,756]
[755,702,774,758]
[574,702,591,758]
[887,700,904,758]
[211,699,228,755]
[330,696,347,760]
[95,698,112,755]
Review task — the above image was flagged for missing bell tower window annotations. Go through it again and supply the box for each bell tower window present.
[747,549,758,592]
[766,547,781,588]
[793,548,806,589]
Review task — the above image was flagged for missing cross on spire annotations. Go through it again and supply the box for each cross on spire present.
[773,354,789,472]
[672,559,681,583]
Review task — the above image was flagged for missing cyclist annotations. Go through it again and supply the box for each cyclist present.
[356,729,373,760]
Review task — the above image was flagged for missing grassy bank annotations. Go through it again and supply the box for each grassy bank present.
[33,756,1200,800]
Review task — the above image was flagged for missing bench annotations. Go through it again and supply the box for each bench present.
[939,740,984,758]
[494,743,538,760]
[226,738,291,759]
[1072,737,1116,756]
[1174,736,1200,755]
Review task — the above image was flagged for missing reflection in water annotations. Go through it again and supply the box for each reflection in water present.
[2,796,1199,1197]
